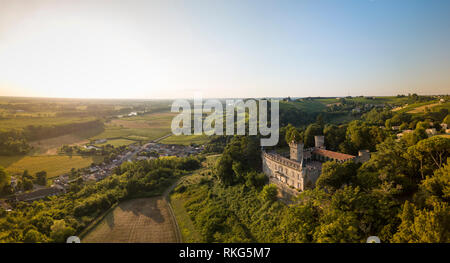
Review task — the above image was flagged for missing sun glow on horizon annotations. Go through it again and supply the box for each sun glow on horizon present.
[1,0,450,99]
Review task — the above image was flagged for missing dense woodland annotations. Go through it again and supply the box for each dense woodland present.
[176,134,449,242]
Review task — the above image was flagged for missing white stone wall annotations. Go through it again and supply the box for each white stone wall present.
[262,154,305,190]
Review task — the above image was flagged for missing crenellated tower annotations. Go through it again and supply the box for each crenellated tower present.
[289,140,304,164]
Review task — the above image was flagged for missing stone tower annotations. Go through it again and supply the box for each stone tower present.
[289,140,304,163]
[314,135,325,149]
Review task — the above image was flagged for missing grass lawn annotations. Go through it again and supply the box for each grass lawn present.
[0,155,103,178]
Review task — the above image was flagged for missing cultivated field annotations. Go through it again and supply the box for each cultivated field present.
[160,134,210,145]
[1,155,103,178]
[82,197,179,243]
[30,134,90,155]
[29,126,104,155]
[90,112,176,142]
[0,116,97,130]
[407,102,441,113]
[94,138,136,147]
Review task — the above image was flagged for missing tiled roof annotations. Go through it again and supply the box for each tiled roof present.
[312,148,355,161]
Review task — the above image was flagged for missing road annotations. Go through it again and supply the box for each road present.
[164,179,183,243]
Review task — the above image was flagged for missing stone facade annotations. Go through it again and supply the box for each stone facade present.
[262,136,370,195]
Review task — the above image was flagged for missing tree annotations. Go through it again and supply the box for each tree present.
[359,138,415,192]
[304,124,323,147]
[50,220,75,243]
[215,154,235,186]
[214,136,261,186]
[0,166,10,191]
[284,124,302,145]
[406,136,450,179]
[35,171,47,186]
[346,120,386,153]
[245,171,267,189]
[23,229,47,243]
[362,108,392,126]
[22,169,32,180]
[281,202,319,242]
[443,114,450,126]
[22,178,33,191]
[323,124,347,151]
[414,159,450,207]
[316,161,358,191]
[392,201,450,243]
[402,126,428,146]
[260,184,278,202]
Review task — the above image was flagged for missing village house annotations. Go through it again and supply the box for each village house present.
[397,129,413,139]
[94,139,107,144]
[425,128,437,137]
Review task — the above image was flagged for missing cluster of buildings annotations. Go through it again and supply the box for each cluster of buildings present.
[396,122,450,139]
[7,143,203,203]
[139,143,203,159]
[262,135,370,198]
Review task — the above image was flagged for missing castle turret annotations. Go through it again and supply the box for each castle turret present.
[356,150,370,163]
[289,140,304,163]
[314,135,325,149]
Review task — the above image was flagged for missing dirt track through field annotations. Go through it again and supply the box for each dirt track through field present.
[82,197,179,243]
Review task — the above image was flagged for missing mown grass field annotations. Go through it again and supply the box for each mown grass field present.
[82,197,178,243]
[0,155,103,178]
[90,112,176,142]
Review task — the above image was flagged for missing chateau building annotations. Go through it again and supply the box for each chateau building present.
[262,136,370,196]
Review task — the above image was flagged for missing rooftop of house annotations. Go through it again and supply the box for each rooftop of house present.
[312,148,356,161]
[15,187,62,202]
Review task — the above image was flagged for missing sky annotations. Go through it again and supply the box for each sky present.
[0,0,449,99]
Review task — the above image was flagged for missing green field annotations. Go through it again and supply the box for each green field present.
[280,100,327,113]
[0,155,103,178]
[95,138,136,147]
[315,96,409,106]
[29,125,104,155]
[393,100,441,113]
[160,135,211,146]
[0,116,97,130]
[90,112,176,142]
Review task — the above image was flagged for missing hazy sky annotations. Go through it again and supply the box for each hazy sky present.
[0,0,449,99]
